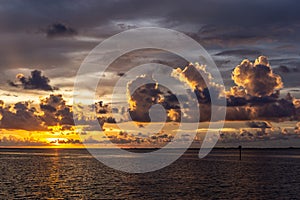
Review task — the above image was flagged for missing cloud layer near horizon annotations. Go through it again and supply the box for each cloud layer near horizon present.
[1,56,299,132]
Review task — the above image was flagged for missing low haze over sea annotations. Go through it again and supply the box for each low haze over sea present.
[1,148,300,199]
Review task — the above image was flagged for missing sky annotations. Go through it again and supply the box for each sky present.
[0,0,300,148]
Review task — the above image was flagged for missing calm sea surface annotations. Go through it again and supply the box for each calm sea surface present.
[1,148,300,199]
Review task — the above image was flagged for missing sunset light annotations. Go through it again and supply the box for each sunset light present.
[1,0,300,199]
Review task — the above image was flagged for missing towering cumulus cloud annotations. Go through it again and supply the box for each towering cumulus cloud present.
[171,63,212,90]
[231,56,283,97]
[126,75,165,122]
[125,63,224,122]
[125,57,299,122]
[226,56,299,121]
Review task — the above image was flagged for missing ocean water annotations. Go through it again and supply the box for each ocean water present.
[0,148,300,199]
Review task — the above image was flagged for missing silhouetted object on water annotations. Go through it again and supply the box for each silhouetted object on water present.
[238,145,242,160]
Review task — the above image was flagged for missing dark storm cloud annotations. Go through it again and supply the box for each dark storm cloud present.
[9,70,58,91]
[45,23,77,38]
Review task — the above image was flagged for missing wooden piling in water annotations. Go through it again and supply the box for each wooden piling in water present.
[238,145,242,160]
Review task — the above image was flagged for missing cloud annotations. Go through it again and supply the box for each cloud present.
[9,70,58,91]
[224,56,300,121]
[219,121,300,146]
[255,98,296,120]
[117,72,125,77]
[0,135,48,146]
[99,131,174,146]
[0,101,46,131]
[123,56,300,123]
[215,49,261,57]
[225,95,297,121]
[8,81,18,87]
[126,75,164,122]
[295,122,300,133]
[172,63,225,104]
[48,138,81,145]
[225,106,255,121]
[45,23,77,38]
[94,101,111,114]
[83,136,102,144]
[167,109,180,121]
[40,94,74,126]
[0,94,76,131]
[171,63,212,91]
[170,63,226,121]
[296,101,300,121]
[275,65,299,74]
[231,56,283,97]
[117,23,138,30]
[124,63,226,122]
[0,0,300,96]
[247,121,272,129]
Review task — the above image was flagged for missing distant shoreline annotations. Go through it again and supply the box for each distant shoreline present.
[1,147,300,150]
